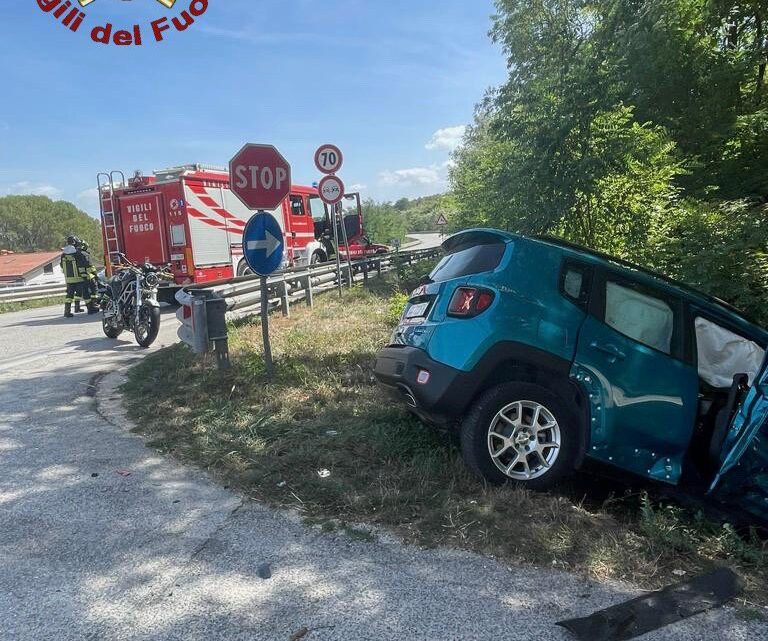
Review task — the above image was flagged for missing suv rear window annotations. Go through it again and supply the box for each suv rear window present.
[605,280,674,354]
[429,242,505,282]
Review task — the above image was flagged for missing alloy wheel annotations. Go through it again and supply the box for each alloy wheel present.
[487,400,561,480]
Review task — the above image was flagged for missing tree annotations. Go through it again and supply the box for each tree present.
[458,0,768,209]
[601,0,768,197]
[0,196,103,260]
[398,194,458,232]
[450,106,527,232]
[360,200,408,244]
[449,0,768,314]
[645,199,768,325]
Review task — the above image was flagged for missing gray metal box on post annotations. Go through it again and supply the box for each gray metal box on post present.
[205,296,230,370]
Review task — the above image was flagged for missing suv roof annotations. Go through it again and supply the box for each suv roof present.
[447,229,766,335]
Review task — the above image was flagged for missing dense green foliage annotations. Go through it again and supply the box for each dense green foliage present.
[0,196,102,260]
[360,200,409,245]
[451,0,768,322]
[361,195,456,244]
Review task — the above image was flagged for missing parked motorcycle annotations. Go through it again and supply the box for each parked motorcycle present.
[97,255,172,348]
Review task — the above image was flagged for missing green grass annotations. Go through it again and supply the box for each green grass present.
[0,296,64,314]
[122,262,768,605]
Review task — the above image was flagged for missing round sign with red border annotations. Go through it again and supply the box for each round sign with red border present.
[318,175,345,205]
[314,144,344,175]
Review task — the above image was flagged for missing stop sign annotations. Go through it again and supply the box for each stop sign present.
[229,144,292,210]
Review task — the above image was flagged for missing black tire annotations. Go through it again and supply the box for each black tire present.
[134,304,161,348]
[237,260,253,277]
[102,317,123,339]
[311,251,326,265]
[460,381,579,491]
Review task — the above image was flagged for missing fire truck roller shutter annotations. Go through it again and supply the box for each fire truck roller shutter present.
[220,187,286,245]
[183,182,235,267]
[219,187,287,268]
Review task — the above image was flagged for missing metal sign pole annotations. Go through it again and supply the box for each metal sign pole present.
[229,143,290,379]
[314,145,347,296]
[395,241,401,289]
[337,202,354,288]
[260,275,275,377]
[332,203,343,297]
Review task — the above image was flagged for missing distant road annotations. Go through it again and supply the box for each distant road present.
[405,231,444,250]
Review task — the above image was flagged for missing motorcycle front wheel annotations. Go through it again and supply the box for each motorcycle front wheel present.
[102,316,124,339]
[134,304,161,348]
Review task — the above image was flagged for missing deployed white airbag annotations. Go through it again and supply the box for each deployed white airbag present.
[695,317,765,388]
[605,282,674,354]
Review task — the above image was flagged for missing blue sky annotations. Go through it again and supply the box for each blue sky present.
[2,1,505,216]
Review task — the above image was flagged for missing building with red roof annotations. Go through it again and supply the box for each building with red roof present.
[0,251,64,286]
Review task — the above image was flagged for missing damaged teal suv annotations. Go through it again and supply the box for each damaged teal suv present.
[374,230,768,520]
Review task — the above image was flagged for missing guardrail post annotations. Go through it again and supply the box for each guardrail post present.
[190,295,210,355]
[305,274,314,307]
[362,259,369,287]
[281,280,290,317]
[376,259,382,277]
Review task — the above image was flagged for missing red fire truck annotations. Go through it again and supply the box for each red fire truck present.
[97,165,388,285]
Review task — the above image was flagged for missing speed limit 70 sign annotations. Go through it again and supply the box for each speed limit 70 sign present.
[314,144,343,175]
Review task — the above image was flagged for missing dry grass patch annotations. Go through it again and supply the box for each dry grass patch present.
[123,269,768,606]
[0,296,64,314]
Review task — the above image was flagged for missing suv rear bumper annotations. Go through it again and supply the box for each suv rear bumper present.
[374,346,470,427]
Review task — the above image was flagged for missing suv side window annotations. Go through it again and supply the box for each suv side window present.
[604,279,675,355]
[693,314,766,388]
[559,260,592,308]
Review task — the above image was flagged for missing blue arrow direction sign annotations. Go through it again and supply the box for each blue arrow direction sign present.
[243,212,284,276]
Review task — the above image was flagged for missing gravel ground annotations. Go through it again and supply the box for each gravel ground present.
[0,303,766,640]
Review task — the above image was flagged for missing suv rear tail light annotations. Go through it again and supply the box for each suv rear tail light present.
[447,287,495,318]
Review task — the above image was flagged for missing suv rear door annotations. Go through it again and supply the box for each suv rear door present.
[574,269,699,483]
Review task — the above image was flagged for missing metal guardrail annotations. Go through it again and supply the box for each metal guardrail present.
[175,247,442,366]
[0,282,67,304]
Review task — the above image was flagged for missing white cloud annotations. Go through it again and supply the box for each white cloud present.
[376,126,464,198]
[348,183,368,192]
[379,166,442,186]
[425,125,467,151]
[76,187,101,214]
[3,182,62,198]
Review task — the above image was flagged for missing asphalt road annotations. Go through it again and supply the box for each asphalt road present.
[1,301,766,640]
[406,231,444,249]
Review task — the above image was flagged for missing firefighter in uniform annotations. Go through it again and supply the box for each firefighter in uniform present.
[60,236,88,318]
[78,241,100,314]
